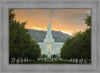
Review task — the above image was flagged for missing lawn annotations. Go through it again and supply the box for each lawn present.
[20,61,75,64]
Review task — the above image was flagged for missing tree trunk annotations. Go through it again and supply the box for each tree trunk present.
[22,57,24,63]
[15,57,18,64]
[72,58,73,63]
[82,58,84,64]
[19,57,21,63]
[86,58,89,64]
[77,58,79,64]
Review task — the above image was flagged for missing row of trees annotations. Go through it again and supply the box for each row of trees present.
[9,9,41,64]
[41,54,58,61]
[60,15,91,63]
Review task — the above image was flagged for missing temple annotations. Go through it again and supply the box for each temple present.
[38,15,64,59]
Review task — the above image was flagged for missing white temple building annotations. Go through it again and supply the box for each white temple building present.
[38,19,64,59]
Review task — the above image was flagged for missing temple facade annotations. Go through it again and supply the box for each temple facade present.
[38,23,64,59]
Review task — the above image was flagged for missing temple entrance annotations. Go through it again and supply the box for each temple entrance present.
[47,44,52,61]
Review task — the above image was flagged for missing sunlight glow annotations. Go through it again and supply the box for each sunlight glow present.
[61,31,72,36]
[33,26,43,30]
[33,26,72,35]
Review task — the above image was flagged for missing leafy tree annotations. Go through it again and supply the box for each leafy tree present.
[52,54,56,61]
[84,15,91,26]
[41,54,46,61]
[61,15,91,64]
[9,9,41,63]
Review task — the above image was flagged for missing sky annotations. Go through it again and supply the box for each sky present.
[14,9,91,35]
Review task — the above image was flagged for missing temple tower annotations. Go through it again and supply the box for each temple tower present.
[44,14,54,43]
[38,13,64,60]
[43,14,54,59]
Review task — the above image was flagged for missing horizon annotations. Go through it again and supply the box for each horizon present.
[14,9,91,36]
[27,28,72,36]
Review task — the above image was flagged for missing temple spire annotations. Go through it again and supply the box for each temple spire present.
[48,13,51,24]
[43,13,54,43]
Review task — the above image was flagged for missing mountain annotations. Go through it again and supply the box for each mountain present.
[27,29,72,42]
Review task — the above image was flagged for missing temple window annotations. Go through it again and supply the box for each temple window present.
[47,44,51,50]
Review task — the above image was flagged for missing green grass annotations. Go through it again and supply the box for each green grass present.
[20,61,75,64]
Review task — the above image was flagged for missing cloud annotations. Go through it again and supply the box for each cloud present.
[14,9,91,34]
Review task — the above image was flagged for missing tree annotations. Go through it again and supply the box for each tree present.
[61,15,91,64]
[52,54,56,61]
[9,9,41,63]
[9,9,19,63]
[41,54,46,61]
[84,15,91,26]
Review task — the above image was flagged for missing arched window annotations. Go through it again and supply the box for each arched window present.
[47,44,51,50]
